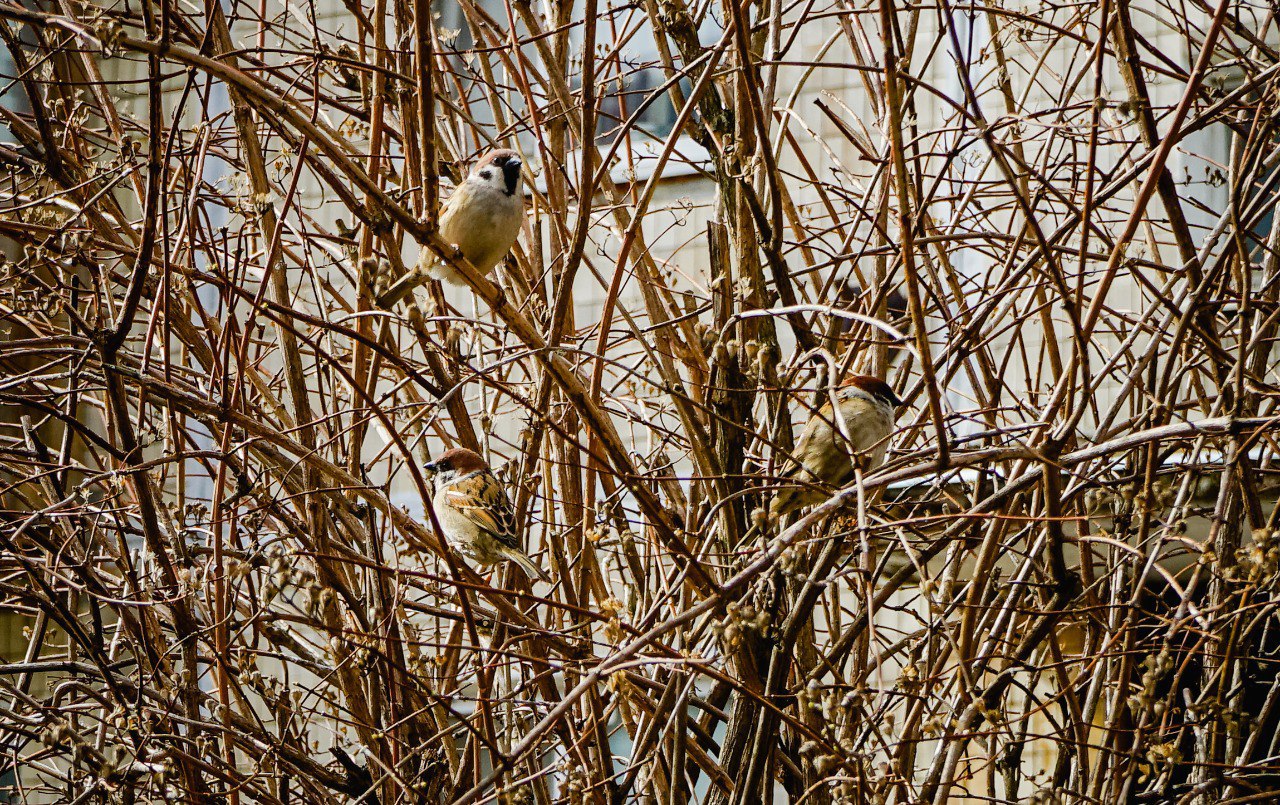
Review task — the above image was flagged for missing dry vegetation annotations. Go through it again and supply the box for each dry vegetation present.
[2,0,1280,801]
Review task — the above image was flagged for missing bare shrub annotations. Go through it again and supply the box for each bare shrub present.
[1,0,1279,801]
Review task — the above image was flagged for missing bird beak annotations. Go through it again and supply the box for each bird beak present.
[502,157,522,195]
[423,460,439,474]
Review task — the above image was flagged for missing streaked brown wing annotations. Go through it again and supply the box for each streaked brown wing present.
[436,185,468,243]
[444,470,521,551]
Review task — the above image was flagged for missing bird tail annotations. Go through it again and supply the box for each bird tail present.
[768,460,829,517]
[375,265,427,308]
[770,464,810,519]
[769,488,798,519]
[503,548,550,583]
[376,261,470,307]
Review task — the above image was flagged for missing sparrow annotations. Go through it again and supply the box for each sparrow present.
[377,149,525,307]
[423,447,550,582]
[770,375,902,517]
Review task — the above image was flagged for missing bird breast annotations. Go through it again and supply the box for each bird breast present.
[439,181,524,273]
[796,394,893,481]
[433,490,511,565]
[831,395,894,454]
[433,490,480,541]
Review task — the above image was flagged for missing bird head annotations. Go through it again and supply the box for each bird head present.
[472,149,523,197]
[424,447,489,483]
[841,375,904,411]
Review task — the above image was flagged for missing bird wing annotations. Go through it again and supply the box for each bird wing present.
[786,400,835,472]
[436,184,467,241]
[787,399,860,484]
[443,470,522,552]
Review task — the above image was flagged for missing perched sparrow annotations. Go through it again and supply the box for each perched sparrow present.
[377,149,525,306]
[770,375,902,517]
[423,447,550,582]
